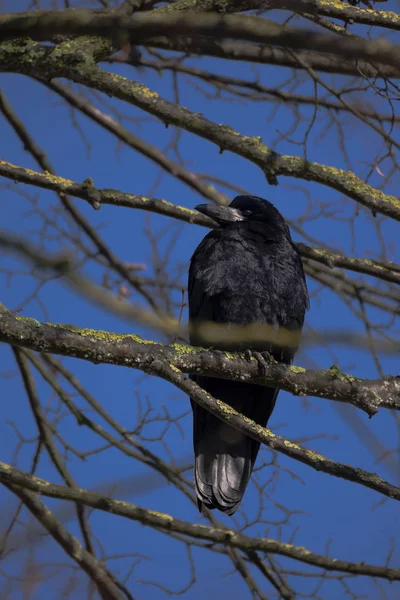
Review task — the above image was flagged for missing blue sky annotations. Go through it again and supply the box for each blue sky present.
[1,2,400,598]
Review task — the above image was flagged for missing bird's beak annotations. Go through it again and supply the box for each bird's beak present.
[194,204,244,227]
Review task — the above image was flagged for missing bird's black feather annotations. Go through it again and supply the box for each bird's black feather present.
[188,195,309,515]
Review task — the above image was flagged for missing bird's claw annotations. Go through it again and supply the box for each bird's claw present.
[245,350,272,377]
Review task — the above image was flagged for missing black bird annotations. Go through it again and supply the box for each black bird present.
[188,195,309,515]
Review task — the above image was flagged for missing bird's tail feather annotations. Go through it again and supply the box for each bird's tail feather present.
[191,377,277,515]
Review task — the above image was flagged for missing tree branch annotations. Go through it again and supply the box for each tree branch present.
[1,10,400,69]
[1,307,400,416]
[265,0,400,32]
[13,348,96,555]
[0,157,212,226]
[138,58,400,123]
[4,482,125,600]
[2,461,400,582]
[149,36,400,78]
[2,157,400,287]
[43,79,228,206]
[1,43,398,220]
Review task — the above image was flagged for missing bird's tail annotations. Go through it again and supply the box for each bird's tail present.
[191,377,277,515]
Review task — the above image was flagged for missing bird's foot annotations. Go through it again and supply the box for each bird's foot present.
[244,350,273,378]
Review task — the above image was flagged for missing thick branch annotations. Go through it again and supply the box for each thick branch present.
[1,309,400,415]
[2,309,400,504]
[1,11,400,69]
[149,36,400,78]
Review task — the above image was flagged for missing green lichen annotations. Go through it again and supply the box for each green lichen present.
[154,0,196,11]
[288,365,306,374]
[328,364,358,383]
[283,439,299,449]
[127,80,159,99]
[50,323,157,345]
[319,0,391,10]
[147,509,174,522]
[218,124,240,135]
[172,342,200,355]
[82,177,94,188]
[306,450,326,462]
[223,350,239,360]
[279,156,400,219]
[216,399,236,415]
[28,472,51,487]
[158,199,195,214]
[319,0,349,8]
[251,422,275,438]
[172,342,236,361]
[310,248,327,256]
[15,315,41,327]
[0,159,75,189]
[42,170,75,187]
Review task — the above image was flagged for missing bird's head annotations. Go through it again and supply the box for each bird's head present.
[195,195,287,229]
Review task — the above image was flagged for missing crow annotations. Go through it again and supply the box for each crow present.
[188,195,309,515]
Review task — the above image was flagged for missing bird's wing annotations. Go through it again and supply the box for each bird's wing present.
[188,261,217,347]
[188,272,209,321]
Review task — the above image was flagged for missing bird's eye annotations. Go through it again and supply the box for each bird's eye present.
[243,210,252,216]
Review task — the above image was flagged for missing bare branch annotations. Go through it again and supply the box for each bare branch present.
[4,483,125,600]
[2,158,400,287]
[2,462,400,583]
